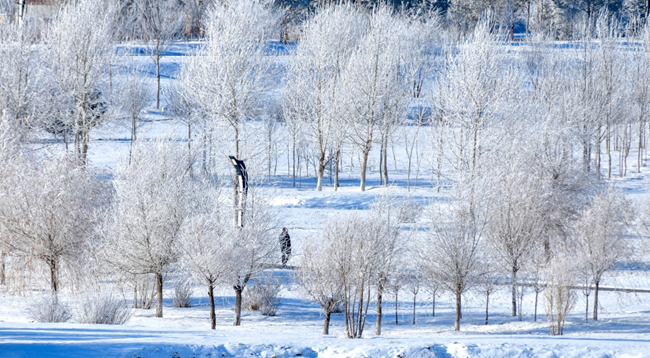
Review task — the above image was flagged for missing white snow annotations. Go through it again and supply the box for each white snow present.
[2,40,650,358]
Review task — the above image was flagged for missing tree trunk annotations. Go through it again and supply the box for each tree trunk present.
[534,290,538,322]
[81,127,89,165]
[63,129,69,151]
[585,291,589,323]
[379,139,384,186]
[209,283,216,330]
[360,147,370,191]
[383,136,388,187]
[432,292,435,317]
[485,291,490,325]
[355,280,364,338]
[233,173,240,227]
[395,290,398,325]
[375,289,383,335]
[583,137,591,172]
[607,120,612,180]
[454,292,461,331]
[155,54,161,109]
[412,293,416,324]
[155,272,163,318]
[49,260,57,293]
[596,126,601,180]
[74,125,80,160]
[323,311,331,335]
[188,121,192,172]
[636,114,644,174]
[518,286,524,321]
[512,266,518,317]
[0,251,6,286]
[593,279,600,321]
[317,152,325,191]
[436,117,444,192]
[334,149,340,191]
[79,94,89,166]
[234,286,243,326]
[407,142,412,191]
[526,0,530,37]
[292,136,296,188]
[130,114,137,162]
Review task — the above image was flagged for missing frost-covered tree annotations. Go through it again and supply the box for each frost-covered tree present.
[0,154,107,293]
[624,0,650,19]
[626,24,650,174]
[45,0,115,164]
[135,0,183,109]
[103,138,194,318]
[182,0,282,162]
[340,5,407,191]
[437,20,518,177]
[370,194,416,336]
[399,12,439,190]
[544,253,578,336]
[0,22,41,143]
[298,239,344,335]
[594,15,625,179]
[419,198,487,331]
[166,79,200,171]
[220,186,279,326]
[182,0,282,217]
[181,0,214,38]
[575,189,633,321]
[0,0,13,14]
[484,153,545,318]
[319,210,403,338]
[283,3,364,191]
[118,65,151,160]
[180,182,231,329]
[182,179,279,328]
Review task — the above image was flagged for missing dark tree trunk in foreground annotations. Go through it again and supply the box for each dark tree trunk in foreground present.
[209,283,216,330]
[155,272,163,318]
[234,286,243,326]
[323,311,332,335]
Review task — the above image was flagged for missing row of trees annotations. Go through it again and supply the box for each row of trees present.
[173,2,650,196]
[0,133,633,336]
[4,1,650,191]
[0,136,281,329]
[300,181,634,337]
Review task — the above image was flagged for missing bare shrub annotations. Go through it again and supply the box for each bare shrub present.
[243,277,282,316]
[397,199,422,224]
[544,255,577,336]
[172,280,193,308]
[27,295,71,323]
[75,292,133,325]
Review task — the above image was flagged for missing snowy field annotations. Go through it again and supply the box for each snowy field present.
[3,250,650,357]
[3,38,650,358]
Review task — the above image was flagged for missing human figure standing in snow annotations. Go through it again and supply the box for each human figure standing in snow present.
[279,227,291,267]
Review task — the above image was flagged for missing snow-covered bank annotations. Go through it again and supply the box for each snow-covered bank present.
[1,321,648,358]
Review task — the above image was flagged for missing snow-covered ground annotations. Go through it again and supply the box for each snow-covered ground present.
[3,41,650,358]
[2,275,650,357]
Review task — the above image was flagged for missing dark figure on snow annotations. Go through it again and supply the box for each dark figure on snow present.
[280,227,291,267]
